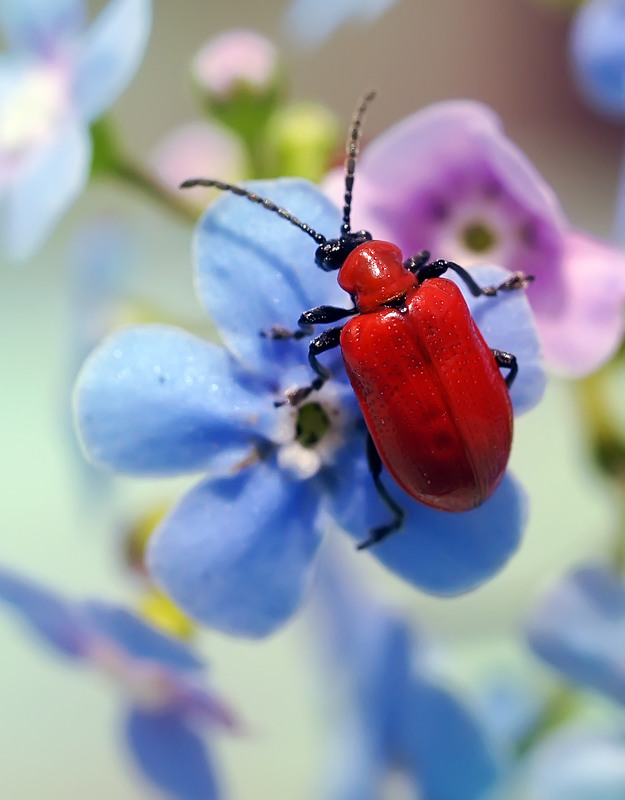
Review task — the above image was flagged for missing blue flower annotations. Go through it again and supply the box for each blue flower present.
[570,0,625,119]
[73,178,544,638]
[0,566,238,800]
[283,0,402,49]
[0,0,151,260]
[312,549,500,799]
[527,564,625,704]
[514,725,625,800]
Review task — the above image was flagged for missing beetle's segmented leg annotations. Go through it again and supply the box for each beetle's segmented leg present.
[298,304,358,326]
[415,259,535,298]
[357,435,405,550]
[276,326,343,407]
[404,250,431,274]
[492,349,518,387]
[262,306,357,343]
[260,325,312,341]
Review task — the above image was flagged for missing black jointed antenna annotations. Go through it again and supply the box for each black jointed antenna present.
[179,178,328,246]
[341,90,376,237]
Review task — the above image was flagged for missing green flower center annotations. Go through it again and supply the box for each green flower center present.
[462,222,496,253]
[295,402,331,448]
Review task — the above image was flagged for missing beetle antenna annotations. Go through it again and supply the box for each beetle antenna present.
[180,178,327,245]
[342,89,376,237]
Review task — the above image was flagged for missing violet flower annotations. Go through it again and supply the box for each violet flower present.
[324,101,625,376]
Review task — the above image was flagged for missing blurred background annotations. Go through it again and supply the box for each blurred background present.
[1,0,622,797]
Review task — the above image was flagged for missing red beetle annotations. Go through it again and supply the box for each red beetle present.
[182,92,532,549]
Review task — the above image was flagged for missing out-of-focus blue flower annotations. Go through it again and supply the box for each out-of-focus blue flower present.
[475,675,546,757]
[0,0,151,260]
[312,549,500,800]
[515,725,625,800]
[73,178,544,639]
[0,566,238,800]
[66,218,134,499]
[527,565,625,704]
[284,0,402,49]
[324,101,625,377]
[570,0,625,119]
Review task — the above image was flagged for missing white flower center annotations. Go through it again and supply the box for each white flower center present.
[273,382,348,480]
[0,65,69,157]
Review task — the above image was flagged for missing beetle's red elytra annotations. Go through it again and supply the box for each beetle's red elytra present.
[181,91,532,549]
[340,243,513,512]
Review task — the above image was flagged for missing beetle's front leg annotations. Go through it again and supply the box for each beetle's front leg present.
[261,304,356,342]
[279,326,344,406]
[413,258,534,297]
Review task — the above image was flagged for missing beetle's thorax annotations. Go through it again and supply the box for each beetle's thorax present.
[338,240,417,313]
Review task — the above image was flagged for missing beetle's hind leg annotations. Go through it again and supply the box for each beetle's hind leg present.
[357,435,405,550]
[492,348,518,387]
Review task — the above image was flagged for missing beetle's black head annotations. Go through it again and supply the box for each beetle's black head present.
[315,230,373,272]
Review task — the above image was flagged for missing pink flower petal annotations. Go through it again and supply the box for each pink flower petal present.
[534,231,625,376]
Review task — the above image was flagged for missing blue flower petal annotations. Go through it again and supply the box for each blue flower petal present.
[74,324,274,476]
[527,565,625,704]
[73,0,152,122]
[0,567,87,658]
[125,708,220,800]
[330,443,526,594]
[526,726,625,800]
[284,0,400,49]
[194,178,345,375]
[4,118,91,260]
[0,0,84,53]
[457,264,546,415]
[322,715,382,800]
[148,461,322,637]
[397,680,499,800]
[81,603,203,672]
[570,0,625,118]
[313,548,413,730]
[373,474,526,595]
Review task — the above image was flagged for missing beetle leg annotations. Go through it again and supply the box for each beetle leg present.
[492,349,518,387]
[262,305,356,342]
[403,250,430,273]
[357,435,405,550]
[279,326,344,406]
[260,325,312,341]
[299,304,358,326]
[415,259,535,298]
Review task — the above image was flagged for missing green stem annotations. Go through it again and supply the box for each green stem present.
[109,157,197,224]
[576,371,625,571]
[90,116,197,225]
[514,684,580,758]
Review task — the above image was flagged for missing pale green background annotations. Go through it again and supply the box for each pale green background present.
[1,0,622,797]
